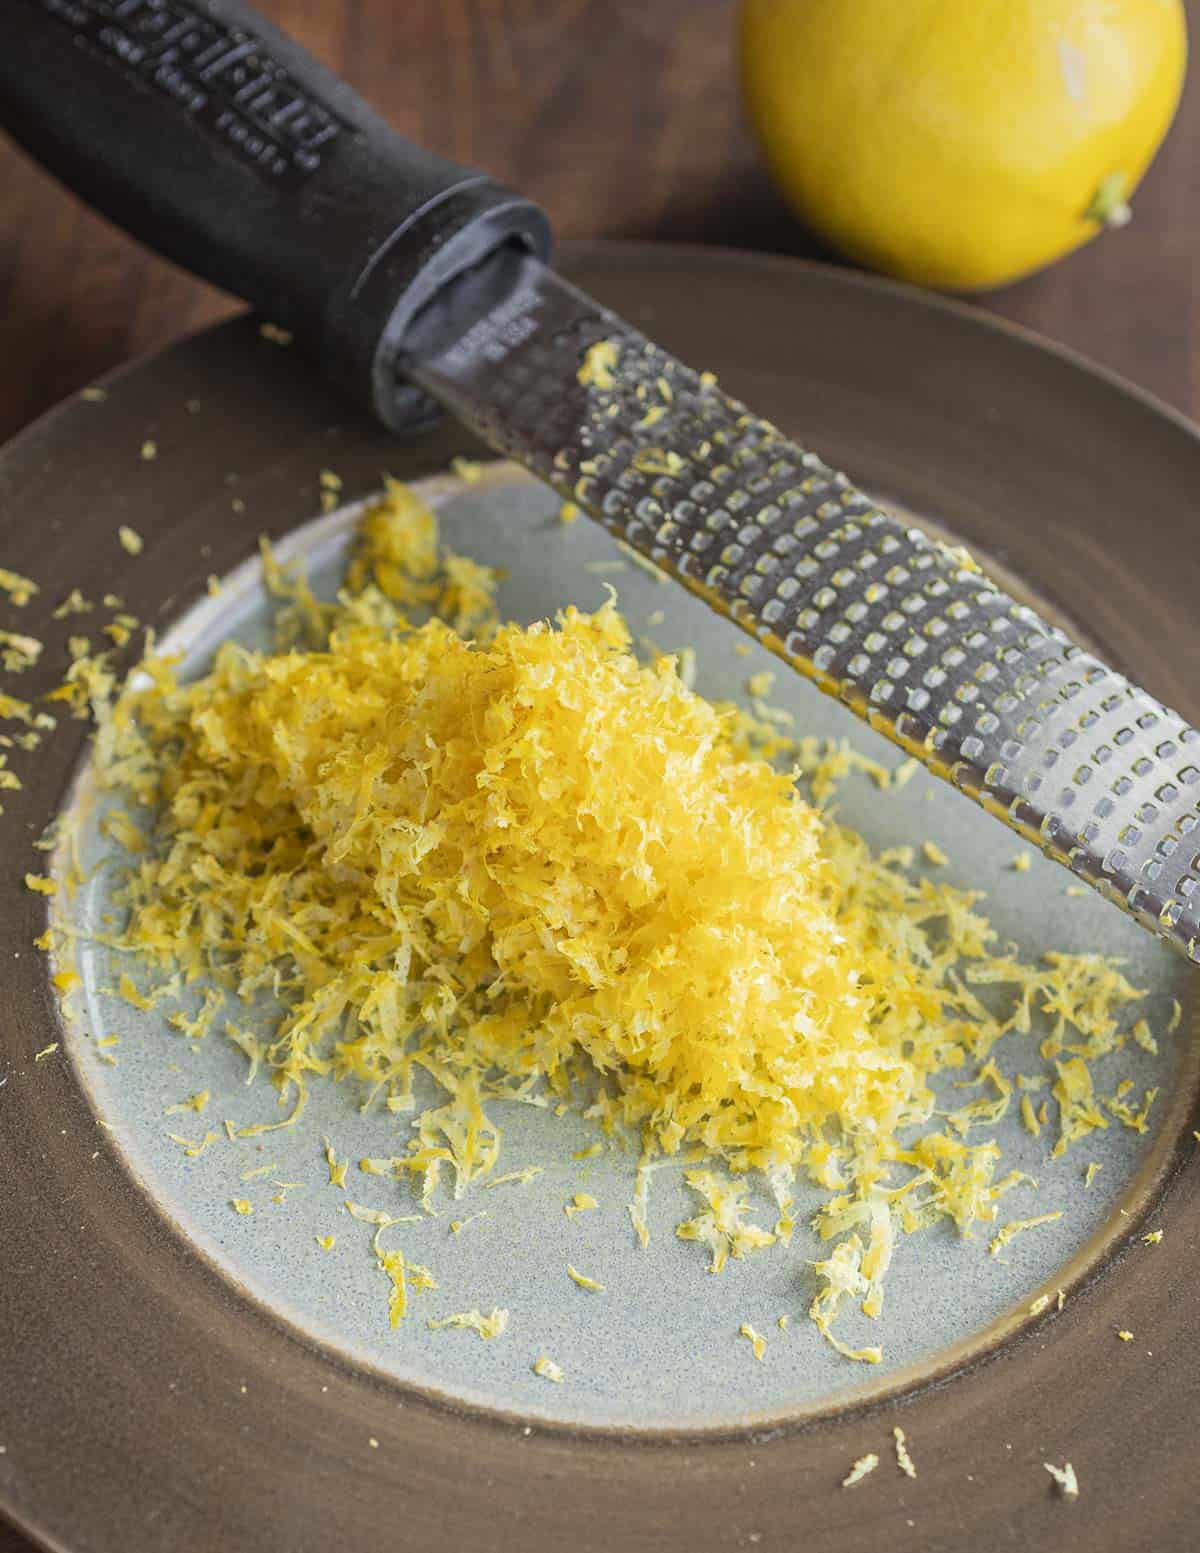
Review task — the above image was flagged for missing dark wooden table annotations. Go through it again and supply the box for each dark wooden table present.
[0,4,1196,1551]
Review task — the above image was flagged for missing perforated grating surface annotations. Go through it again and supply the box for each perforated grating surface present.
[408,257,1200,962]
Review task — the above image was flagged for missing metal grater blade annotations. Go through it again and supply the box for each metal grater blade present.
[407,254,1200,964]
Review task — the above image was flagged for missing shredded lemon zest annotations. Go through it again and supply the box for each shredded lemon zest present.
[1051,1060,1109,1158]
[565,1193,598,1217]
[167,1129,221,1157]
[893,1426,916,1478]
[677,1171,776,1274]
[52,475,1160,1354]
[566,1264,605,1293]
[739,1322,767,1361]
[1106,1085,1158,1135]
[988,1211,1063,1257]
[165,1090,210,1115]
[0,630,42,672]
[428,1307,508,1339]
[577,340,619,391]
[0,568,38,606]
[343,1200,420,1228]
[1044,1461,1079,1498]
[483,1167,544,1191]
[809,1237,882,1364]
[323,1136,349,1190]
[842,1453,879,1488]
[532,1354,564,1382]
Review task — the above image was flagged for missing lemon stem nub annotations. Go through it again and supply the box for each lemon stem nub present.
[1086,173,1133,228]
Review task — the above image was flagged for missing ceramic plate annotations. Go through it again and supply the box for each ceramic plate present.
[1,244,1198,1553]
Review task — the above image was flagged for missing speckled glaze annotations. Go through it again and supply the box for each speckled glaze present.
[1,245,1199,1553]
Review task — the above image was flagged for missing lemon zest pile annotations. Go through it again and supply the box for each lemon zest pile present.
[50,477,1164,1359]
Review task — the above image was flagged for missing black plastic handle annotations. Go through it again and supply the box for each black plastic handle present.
[0,0,552,431]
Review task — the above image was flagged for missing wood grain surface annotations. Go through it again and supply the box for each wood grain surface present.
[1,0,1197,446]
[0,5,1196,1552]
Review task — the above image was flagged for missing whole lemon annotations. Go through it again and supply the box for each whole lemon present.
[738,0,1187,290]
